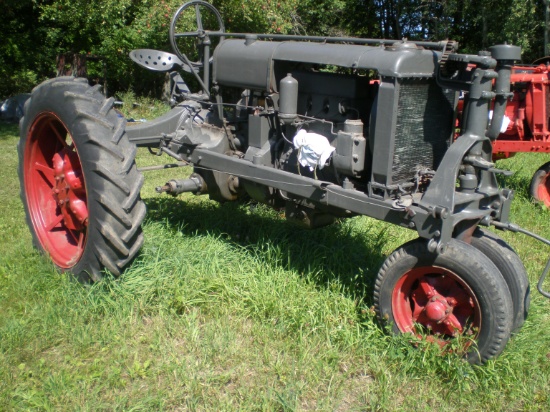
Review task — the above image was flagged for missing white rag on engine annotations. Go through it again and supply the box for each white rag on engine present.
[292,129,335,171]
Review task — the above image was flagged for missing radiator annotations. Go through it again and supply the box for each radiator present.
[392,79,455,184]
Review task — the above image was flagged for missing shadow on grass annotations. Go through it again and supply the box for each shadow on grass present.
[144,196,394,306]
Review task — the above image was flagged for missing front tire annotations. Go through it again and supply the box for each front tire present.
[470,228,530,332]
[374,238,514,364]
[18,77,146,282]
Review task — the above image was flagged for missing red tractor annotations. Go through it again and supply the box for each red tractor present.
[463,62,550,206]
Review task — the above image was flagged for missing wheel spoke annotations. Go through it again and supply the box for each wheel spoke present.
[417,278,436,299]
[48,119,68,148]
[444,313,463,335]
[44,213,64,232]
[448,284,471,308]
[411,306,424,322]
[195,4,203,31]
[175,32,201,38]
[34,161,56,187]
[67,226,80,245]
[78,231,86,249]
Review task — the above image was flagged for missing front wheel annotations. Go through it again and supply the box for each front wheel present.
[374,238,513,364]
[530,160,550,208]
[18,77,146,282]
[470,228,530,332]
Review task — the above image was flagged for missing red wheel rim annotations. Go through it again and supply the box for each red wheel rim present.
[536,172,550,208]
[392,266,481,346]
[24,112,88,268]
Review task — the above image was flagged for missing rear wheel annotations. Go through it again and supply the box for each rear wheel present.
[374,238,513,364]
[18,77,146,282]
[530,161,550,208]
[470,228,530,332]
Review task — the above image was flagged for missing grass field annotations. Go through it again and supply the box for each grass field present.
[1,113,550,411]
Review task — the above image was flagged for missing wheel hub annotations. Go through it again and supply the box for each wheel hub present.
[393,267,479,341]
[51,149,88,231]
[424,296,451,323]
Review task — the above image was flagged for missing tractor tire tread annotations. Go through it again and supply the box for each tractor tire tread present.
[89,162,131,194]
[18,77,145,282]
[100,97,115,116]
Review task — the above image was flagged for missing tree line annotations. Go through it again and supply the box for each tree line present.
[0,0,545,98]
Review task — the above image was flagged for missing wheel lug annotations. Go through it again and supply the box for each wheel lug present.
[447,297,457,307]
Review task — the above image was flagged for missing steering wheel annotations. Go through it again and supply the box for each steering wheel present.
[169,1,225,69]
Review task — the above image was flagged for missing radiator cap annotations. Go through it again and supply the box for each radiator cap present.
[389,40,419,51]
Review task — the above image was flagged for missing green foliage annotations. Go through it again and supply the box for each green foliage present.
[115,91,172,120]
[501,0,543,62]
[1,0,548,96]
[34,0,305,94]
[403,0,544,62]
[216,0,300,34]
[0,1,50,97]
[37,0,172,93]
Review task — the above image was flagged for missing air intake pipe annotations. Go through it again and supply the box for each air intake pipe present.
[486,45,521,140]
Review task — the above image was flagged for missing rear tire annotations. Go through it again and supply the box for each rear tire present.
[18,77,146,282]
[374,238,514,364]
[470,228,530,332]
[530,161,550,208]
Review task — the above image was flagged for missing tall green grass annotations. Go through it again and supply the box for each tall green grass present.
[1,120,549,410]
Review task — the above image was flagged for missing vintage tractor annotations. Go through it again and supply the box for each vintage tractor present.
[18,1,550,363]
[488,62,550,206]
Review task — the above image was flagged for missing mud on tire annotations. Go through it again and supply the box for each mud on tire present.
[18,77,146,282]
